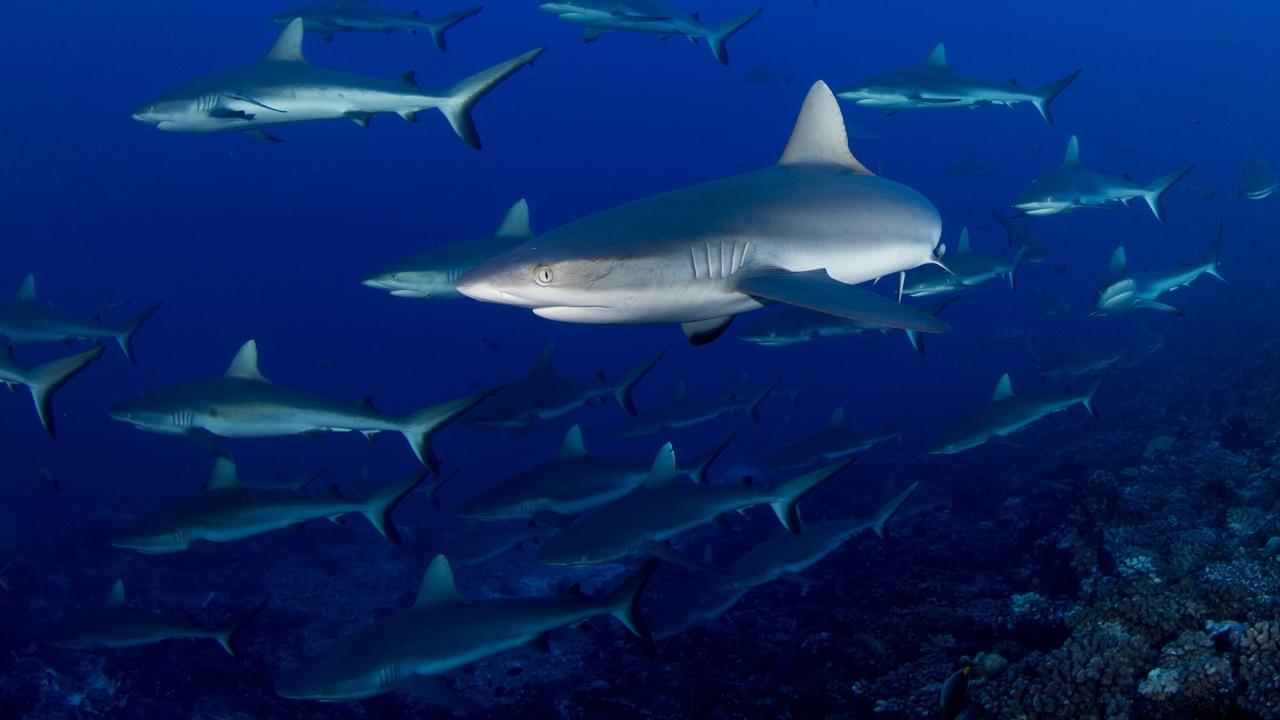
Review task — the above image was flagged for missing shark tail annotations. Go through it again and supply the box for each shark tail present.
[435,47,545,149]
[1081,366,1114,418]
[361,470,430,545]
[424,6,482,52]
[769,458,854,533]
[1206,221,1225,281]
[1141,164,1194,223]
[212,599,267,658]
[602,558,658,645]
[870,482,918,540]
[906,296,960,354]
[613,350,664,416]
[706,7,763,66]
[113,302,162,365]
[1030,69,1081,127]
[1009,244,1028,292]
[682,426,738,483]
[747,379,778,422]
[24,346,104,439]
[401,389,496,470]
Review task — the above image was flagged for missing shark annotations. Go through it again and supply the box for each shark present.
[456,424,735,520]
[111,457,429,553]
[0,276,160,364]
[271,2,482,49]
[0,346,103,438]
[461,344,662,431]
[1239,156,1279,200]
[437,521,545,567]
[903,227,1025,296]
[836,44,1080,126]
[274,555,655,702]
[539,1,762,65]
[536,447,852,569]
[945,152,998,178]
[1012,136,1194,223]
[991,210,1051,263]
[762,406,901,470]
[363,199,535,300]
[613,379,774,437]
[1023,344,1122,384]
[1093,224,1224,316]
[929,372,1109,455]
[110,340,490,468]
[742,59,795,86]
[735,293,956,353]
[455,82,951,346]
[47,580,265,657]
[132,18,544,148]
[647,482,914,639]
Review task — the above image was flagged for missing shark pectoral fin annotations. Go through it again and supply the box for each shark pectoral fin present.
[187,429,222,454]
[681,316,735,345]
[399,675,479,715]
[243,129,284,143]
[737,271,950,334]
[582,27,609,42]
[345,112,374,128]
[645,540,726,574]
[223,93,287,114]
[1134,299,1184,316]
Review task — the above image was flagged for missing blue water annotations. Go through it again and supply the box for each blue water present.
[2,1,1279,717]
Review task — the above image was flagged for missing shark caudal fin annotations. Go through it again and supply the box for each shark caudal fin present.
[603,558,658,645]
[1030,69,1081,127]
[436,47,545,149]
[769,458,854,533]
[212,599,267,658]
[402,389,496,469]
[423,6,482,52]
[870,482,918,540]
[113,302,162,365]
[1206,221,1225,281]
[361,470,430,545]
[747,379,779,422]
[25,346,105,439]
[1080,367,1114,418]
[613,350,664,416]
[1009,245,1028,292]
[905,296,960,354]
[706,7,762,65]
[1142,165,1194,223]
[682,426,738,483]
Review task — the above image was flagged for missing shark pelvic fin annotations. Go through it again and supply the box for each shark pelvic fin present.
[15,275,35,302]
[416,555,468,607]
[779,82,873,175]
[265,18,308,64]
[494,198,533,238]
[990,373,1015,402]
[681,315,735,345]
[106,580,126,606]
[225,340,269,382]
[205,456,240,490]
[558,425,587,459]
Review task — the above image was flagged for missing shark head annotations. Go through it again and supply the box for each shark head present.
[109,386,209,435]
[361,268,457,299]
[110,522,190,554]
[1093,278,1137,314]
[835,80,915,109]
[456,244,633,323]
[535,530,611,566]
[1011,179,1074,217]
[131,94,207,131]
[538,2,602,19]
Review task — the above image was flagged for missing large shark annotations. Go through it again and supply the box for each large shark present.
[0,346,103,438]
[1238,156,1279,200]
[437,521,545,567]
[274,555,654,702]
[461,344,662,431]
[836,44,1080,126]
[536,448,851,569]
[363,199,534,300]
[1012,136,1193,223]
[456,424,735,520]
[110,340,489,468]
[929,372,1109,455]
[271,2,482,49]
[612,379,774,437]
[1093,224,1224,316]
[47,580,264,656]
[903,227,1025,296]
[736,293,956,353]
[455,82,950,346]
[0,276,160,364]
[132,18,544,148]
[647,482,913,639]
[762,406,900,471]
[991,210,1050,263]
[539,1,762,65]
[112,457,429,553]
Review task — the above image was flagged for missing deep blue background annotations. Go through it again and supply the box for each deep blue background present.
[0,0,1277,544]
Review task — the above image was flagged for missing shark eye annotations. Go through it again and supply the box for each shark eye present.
[533,265,555,286]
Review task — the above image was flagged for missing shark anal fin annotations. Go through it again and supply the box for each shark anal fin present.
[345,111,374,128]
[737,270,949,333]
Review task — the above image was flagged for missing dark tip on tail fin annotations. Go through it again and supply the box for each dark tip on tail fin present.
[362,471,430,545]
[214,599,267,658]
[607,558,659,650]
[707,7,763,65]
[116,302,162,365]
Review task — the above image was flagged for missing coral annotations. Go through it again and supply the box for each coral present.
[1135,631,1233,717]
[1233,621,1280,719]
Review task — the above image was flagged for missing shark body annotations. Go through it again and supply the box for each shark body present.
[0,276,159,364]
[539,1,762,65]
[271,2,481,49]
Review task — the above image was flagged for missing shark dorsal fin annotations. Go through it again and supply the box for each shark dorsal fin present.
[779,81,874,175]
[225,340,269,382]
[957,227,972,254]
[529,343,554,378]
[206,456,240,490]
[1063,135,1081,166]
[924,43,948,69]
[415,555,466,608]
[828,406,845,428]
[494,199,533,238]
[106,580,126,606]
[644,443,678,488]
[558,425,587,459]
[265,18,308,63]
[1109,246,1128,276]
[990,373,1015,403]
[674,381,687,401]
[15,275,35,302]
